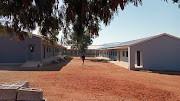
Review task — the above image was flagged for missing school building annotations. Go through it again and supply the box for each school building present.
[97,33,180,71]
[0,34,66,67]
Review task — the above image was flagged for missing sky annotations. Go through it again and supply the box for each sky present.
[33,0,180,45]
[92,0,180,45]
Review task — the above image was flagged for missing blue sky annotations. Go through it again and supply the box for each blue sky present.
[92,0,180,45]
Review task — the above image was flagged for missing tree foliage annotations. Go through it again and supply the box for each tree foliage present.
[68,32,93,54]
[0,0,179,43]
[0,0,61,41]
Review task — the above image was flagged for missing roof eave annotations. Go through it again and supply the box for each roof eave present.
[128,33,180,47]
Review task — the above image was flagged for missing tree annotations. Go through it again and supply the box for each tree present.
[0,0,61,41]
[67,22,97,54]
[0,0,179,43]
[68,33,93,55]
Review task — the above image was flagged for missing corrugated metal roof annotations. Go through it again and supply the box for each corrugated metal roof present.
[67,33,180,50]
[100,42,122,49]
[66,45,103,50]
[87,45,103,49]
[99,36,152,49]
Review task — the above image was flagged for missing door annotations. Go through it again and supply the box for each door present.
[43,47,45,58]
[90,50,92,55]
[137,51,140,66]
[119,51,120,61]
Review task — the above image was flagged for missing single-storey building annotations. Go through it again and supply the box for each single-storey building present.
[98,33,180,71]
[66,45,103,57]
[0,34,66,67]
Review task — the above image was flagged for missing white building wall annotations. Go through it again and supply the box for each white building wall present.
[130,35,180,71]
[120,49,128,62]
[109,50,117,60]
[118,49,129,69]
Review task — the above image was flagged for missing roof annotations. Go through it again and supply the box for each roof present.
[87,45,103,50]
[100,42,123,49]
[100,37,150,49]
[99,33,180,49]
[0,25,66,49]
[65,46,71,50]
[57,33,180,50]
[66,45,103,50]
[31,34,66,49]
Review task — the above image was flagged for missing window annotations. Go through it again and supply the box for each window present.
[123,51,125,57]
[115,51,117,56]
[29,45,34,52]
[47,47,48,52]
[126,51,128,57]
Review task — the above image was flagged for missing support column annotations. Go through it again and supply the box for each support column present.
[128,47,135,70]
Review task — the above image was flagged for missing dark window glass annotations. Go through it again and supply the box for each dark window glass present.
[123,51,125,57]
[126,51,128,57]
[115,51,117,56]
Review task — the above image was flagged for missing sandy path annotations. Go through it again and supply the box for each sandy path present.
[0,57,179,101]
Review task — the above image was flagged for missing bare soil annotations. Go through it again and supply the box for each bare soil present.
[0,57,180,101]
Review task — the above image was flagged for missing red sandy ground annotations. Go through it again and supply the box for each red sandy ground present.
[0,57,180,101]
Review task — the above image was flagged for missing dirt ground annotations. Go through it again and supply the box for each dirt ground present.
[0,57,180,101]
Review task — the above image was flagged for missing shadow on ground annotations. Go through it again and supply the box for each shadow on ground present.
[85,59,109,63]
[0,57,73,71]
[150,70,180,76]
[138,70,180,76]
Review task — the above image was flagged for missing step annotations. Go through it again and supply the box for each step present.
[21,61,41,67]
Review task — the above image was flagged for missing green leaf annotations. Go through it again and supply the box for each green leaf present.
[27,32,32,38]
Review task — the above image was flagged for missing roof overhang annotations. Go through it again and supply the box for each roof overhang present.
[98,33,180,50]
[98,46,128,50]
[128,33,180,47]
[43,40,66,49]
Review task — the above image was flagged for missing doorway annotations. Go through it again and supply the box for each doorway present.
[43,47,45,58]
[137,51,140,66]
[119,51,120,61]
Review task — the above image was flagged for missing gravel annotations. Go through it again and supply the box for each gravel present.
[0,57,180,101]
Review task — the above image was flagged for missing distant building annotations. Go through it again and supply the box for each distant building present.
[66,45,103,56]
[98,33,180,71]
[0,34,66,66]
